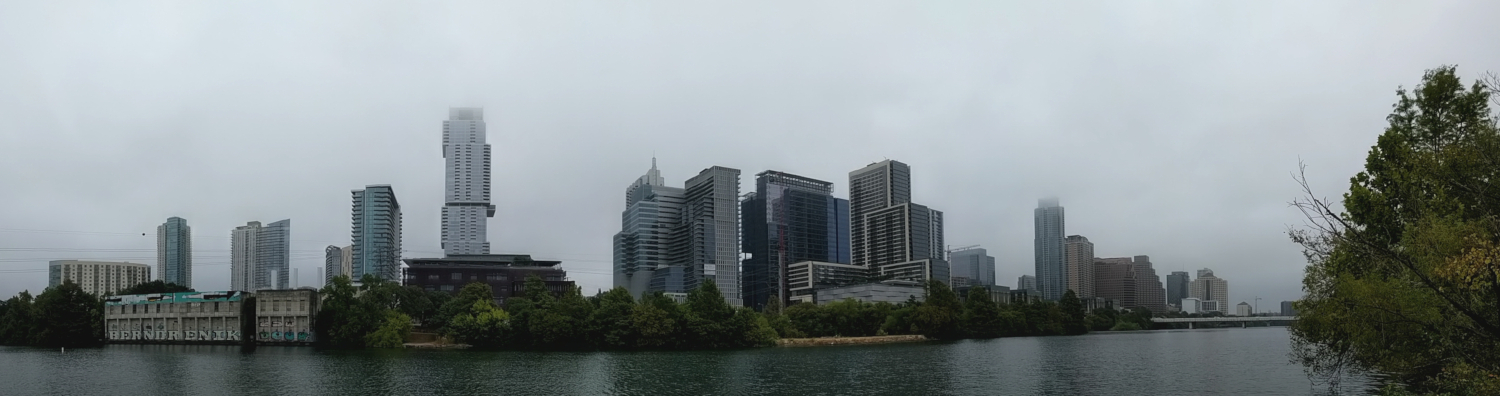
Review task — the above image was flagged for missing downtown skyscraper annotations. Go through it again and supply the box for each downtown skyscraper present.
[741,170,850,311]
[231,219,290,291]
[1064,235,1094,299]
[442,107,494,256]
[1166,271,1190,308]
[352,185,402,282]
[157,216,192,288]
[848,160,946,284]
[1034,198,1065,301]
[613,160,742,305]
[948,247,995,287]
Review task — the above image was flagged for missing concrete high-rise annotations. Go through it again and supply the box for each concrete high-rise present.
[1034,199,1066,301]
[612,161,742,306]
[442,107,495,256]
[353,185,402,282]
[230,219,290,291]
[741,170,850,310]
[1093,255,1166,313]
[1190,268,1229,313]
[848,160,947,284]
[683,166,743,306]
[1064,235,1094,299]
[949,247,995,287]
[1166,271,1190,308]
[49,260,150,296]
[324,245,352,284]
[156,217,192,288]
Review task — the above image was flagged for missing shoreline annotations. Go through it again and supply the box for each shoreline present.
[776,335,927,347]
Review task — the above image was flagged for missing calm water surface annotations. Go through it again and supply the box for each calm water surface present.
[1,327,1373,395]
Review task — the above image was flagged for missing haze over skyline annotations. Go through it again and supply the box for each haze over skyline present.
[4,2,1499,308]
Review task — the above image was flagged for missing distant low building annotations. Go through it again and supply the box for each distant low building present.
[786,261,868,304]
[1201,300,1221,313]
[104,291,248,343]
[1236,302,1252,317]
[49,260,150,296]
[1181,297,1202,314]
[1017,275,1037,291]
[403,254,576,307]
[253,289,319,344]
[955,284,1012,305]
[1281,300,1298,316]
[1010,288,1043,304]
[813,280,924,305]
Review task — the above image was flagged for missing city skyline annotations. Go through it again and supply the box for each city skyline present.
[6,2,1486,306]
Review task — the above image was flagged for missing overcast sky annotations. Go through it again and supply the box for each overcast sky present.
[2,2,1497,309]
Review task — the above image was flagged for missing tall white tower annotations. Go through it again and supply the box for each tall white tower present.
[442,108,495,256]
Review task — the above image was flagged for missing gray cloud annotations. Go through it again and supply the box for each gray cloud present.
[2,1,1497,308]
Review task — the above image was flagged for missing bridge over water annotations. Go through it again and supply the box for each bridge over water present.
[1150,316,1297,329]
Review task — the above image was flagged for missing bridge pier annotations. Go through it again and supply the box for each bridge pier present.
[1189,322,1194,330]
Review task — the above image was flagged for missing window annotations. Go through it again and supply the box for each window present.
[440,285,454,292]
[428,274,439,280]
[214,302,220,312]
[451,272,462,280]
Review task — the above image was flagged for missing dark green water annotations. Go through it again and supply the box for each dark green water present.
[1,327,1371,395]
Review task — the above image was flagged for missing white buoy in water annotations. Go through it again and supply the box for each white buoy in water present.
[61,347,65,353]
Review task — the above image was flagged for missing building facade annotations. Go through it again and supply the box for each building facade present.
[813,281,925,305]
[613,159,686,299]
[1281,300,1298,316]
[104,291,246,343]
[848,160,947,285]
[1190,268,1230,313]
[352,185,402,282]
[1018,274,1037,291]
[157,217,192,288]
[441,107,495,256]
[1064,235,1094,299]
[786,261,869,304]
[254,289,319,344]
[230,220,290,292]
[404,255,576,307]
[323,245,352,284]
[1166,271,1190,308]
[741,170,851,310]
[1034,198,1066,301]
[1236,302,1252,317]
[1181,297,1202,314]
[49,260,150,296]
[1093,256,1167,314]
[949,247,996,287]
[611,161,742,306]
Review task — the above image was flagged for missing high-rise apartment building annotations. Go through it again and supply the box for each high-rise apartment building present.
[49,260,150,295]
[353,185,402,282]
[949,247,995,287]
[1190,268,1229,313]
[612,161,742,305]
[156,217,192,288]
[442,107,495,256]
[1034,199,1066,301]
[1094,255,1166,313]
[1018,274,1037,291]
[1166,271,1190,308]
[324,245,353,284]
[230,220,290,291]
[1064,235,1094,299]
[848,160,947,284]
[741,170,850,310]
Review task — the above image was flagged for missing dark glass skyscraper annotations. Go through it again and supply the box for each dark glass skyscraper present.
[1166,271,1190,307]
[741,171,851,311]
[1034,198,1065,301]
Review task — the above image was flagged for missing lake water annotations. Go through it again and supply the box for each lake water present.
[0,327,1374,395]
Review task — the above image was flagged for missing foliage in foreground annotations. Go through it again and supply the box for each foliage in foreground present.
[115,280,194,296]
[1289,65,1500,393]
[0,280,105,348]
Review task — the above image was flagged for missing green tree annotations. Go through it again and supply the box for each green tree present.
[631,292,682,349]
[316,275,377,348]
[431,281,492,330]
[1289,66,1500,392]
[761,297,803,338]
[115,280,193,295]
[33,280,104,347]
[683,281,737,348]
[733,307,779,347]
[364,311,413,348]
[1059,290,1089,335]
[910,281,963,339]
[1085,308,1117,332]
[0,291,35,346]
[586,287,636,348]
[961,287,1005,338]
[529,286,591,349]
[449,293,511,349]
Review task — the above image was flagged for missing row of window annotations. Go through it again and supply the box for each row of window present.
[110,302,232,315]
